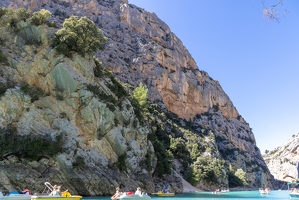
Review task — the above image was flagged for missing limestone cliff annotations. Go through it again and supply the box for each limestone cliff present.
[0,0,274,195]
[0,18,161,195]
[263,134,299,186]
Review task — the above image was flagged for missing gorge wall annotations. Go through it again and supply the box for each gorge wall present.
[0,0,275,195]
[263,134,299,188]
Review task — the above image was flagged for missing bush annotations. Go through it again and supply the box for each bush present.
[0,128,63,161]
[112,78,128,98]
[189,156,225,184]
[53,16,107,57]
[20,84,45,102]
[14,8,32,22]
[115,153,127,172]
[0,82,7,96]
[169,137,190,159]
[0,51,8,64]
[46,21,57,28]
[133,83,148,108]
[1,8,32,30]
[139,151,153,171]
[228,171,243,187]
[151,138,172,176]
[72,155,85,168]
[93,57,103,77]
[130,97,143,124]
[0,7,8,18]
[87,84,116,104]
[235,168,247,186]
[148,129,172,172]
[31,9,51,26]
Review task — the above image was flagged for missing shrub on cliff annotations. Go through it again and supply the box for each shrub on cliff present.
[53,16,107,57]
[20,84,45,102]
[0,127,63,160]
[0,8,32,29]
[0,8,55,32]
[31,9,51,26]
[227,165,247,187]
[189,156,225,184]
[234,168,247,186]
[133,83,148,108]
[0,51,8,64]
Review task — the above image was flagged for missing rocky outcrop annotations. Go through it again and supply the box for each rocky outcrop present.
[2,0,238,120]
[102,2,239,120]
[263,134,299,184]
[0,0,274,194]
[0,18,158,195]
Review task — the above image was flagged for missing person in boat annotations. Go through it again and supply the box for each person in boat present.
[212,189,220,194]
[21,188,30,195]
[162,183,169,193]
[111,187,121,200]
[135,187,142,195]
[49,185,61,196]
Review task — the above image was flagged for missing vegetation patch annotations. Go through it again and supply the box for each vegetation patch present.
[0,51,8,64]
[0,8,52,29]
[0,82,7,95]
[86,84,117,112]
[20,84,45,102]
[72,155,85,168]
[115,152,127,172]
[189,157,225,185]
[52,16,107,57]
[0,127,64,161]
[139,151,153,172]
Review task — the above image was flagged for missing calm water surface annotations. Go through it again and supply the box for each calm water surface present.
[82,190,291,200]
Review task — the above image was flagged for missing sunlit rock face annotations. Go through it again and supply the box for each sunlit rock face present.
[3,0,238,120]
[264,135,299,184]
[102,2,239,120]
[0,0,273,193]
[0,12,155,195]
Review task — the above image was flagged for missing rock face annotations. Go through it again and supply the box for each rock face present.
[0,16,160,195]
[0,0,274,195]
[263,135,299,185]
[4,0,238,120]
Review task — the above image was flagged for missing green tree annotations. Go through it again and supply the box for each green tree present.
[14,8,32,21]
[133,83,148,108]
[190,156,225,184]
[0,7,8,19]
[227,164,243,187]
[31,9,51,26]
[0,8,31,29]
[235,168,247,186]
[170,136,189,159]
[54,16,107,57]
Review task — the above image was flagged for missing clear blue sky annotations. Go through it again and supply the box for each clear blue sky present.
[128,0,299,154]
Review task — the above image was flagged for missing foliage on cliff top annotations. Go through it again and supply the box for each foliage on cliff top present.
[53,16,107,57]
[0,7,52,28]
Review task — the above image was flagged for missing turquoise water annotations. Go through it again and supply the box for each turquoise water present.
[82,190,291,200]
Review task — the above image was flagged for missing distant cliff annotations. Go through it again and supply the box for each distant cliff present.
[263,134,299,187]
[0,0,274,195]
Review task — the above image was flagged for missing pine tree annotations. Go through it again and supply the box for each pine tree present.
[133,83,148,108]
